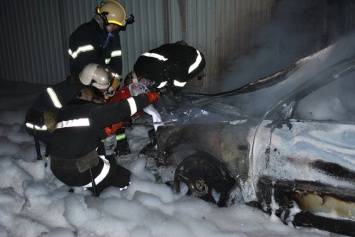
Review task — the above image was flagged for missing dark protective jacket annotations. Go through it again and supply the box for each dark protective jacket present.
[69,19,123,76]
[25,76,83,146]
[32,77,82,113]
[133,42,206,88]
[50,94,149,187]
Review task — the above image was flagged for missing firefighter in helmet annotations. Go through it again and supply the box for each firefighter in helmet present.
[49,86,160,196]
[131,41,206,118]
[25,63,114,159]
[133,41,206,97]
[68,0,134,93]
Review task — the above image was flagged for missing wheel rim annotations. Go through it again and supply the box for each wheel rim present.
[174,153,235,207]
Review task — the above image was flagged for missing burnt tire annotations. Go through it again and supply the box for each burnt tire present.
[174,151,236,207]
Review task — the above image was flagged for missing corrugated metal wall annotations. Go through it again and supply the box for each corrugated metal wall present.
[184,0,276,90]
[3,1,355,92]
[0,0,65,85]
[0,0,276,89]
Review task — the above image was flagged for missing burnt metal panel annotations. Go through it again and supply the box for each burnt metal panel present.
[156,122,251,180]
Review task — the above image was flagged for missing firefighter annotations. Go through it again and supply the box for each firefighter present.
[25,63,113,158]
[68,0,134,92]
[49,86,160,195]
[103,41,206,156]
[133,40,206,96]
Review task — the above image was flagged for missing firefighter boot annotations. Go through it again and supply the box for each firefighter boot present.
[114,135,131,156]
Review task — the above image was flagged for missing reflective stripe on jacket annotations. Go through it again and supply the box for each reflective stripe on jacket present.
[69,19,123,76]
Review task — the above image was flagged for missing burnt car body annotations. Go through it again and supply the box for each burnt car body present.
[151,33,355,235]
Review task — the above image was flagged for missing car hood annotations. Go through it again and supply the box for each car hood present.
[160,30,355,125]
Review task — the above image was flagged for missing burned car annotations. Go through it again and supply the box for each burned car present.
[148,34,355,235]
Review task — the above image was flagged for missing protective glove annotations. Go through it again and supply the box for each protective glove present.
[43,111,57,133]
[145,92,160,104]
[105,121,124,136]
[143,104,162,131]
[103,88,115,100]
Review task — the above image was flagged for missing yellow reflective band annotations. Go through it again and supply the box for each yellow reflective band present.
[142,52,168,61]
[82,155,110,188]
[46,87,62,108]
[157,81,168,89]
[56,118,90,129]
[173,80,186,87]
[68,45,94,59]
[105,58,111,64]
[111,50,122,57]
[108,20,124,26]
[127,97,137,116]
[188,50,203,74]
[116,133,126,141]
[26,122,47,131]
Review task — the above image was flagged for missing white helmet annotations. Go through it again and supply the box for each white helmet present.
[79,63,112,89]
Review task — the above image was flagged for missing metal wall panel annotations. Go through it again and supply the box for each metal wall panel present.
[2,0,354,92]
[119,0,166,74]
[0,0,65,85]
[0,0,275,87]
[0,0,165,85]
[182,0,276,90]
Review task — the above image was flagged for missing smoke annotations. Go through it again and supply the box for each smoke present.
[217,0,324,93]
[167,29,355,124]
[162,0,355,124]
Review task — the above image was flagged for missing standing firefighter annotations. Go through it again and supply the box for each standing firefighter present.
[50,86,160,195]
[68,0,134,92]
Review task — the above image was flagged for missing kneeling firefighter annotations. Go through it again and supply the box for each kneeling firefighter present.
[25,63,114,160]
[49,86,160,195]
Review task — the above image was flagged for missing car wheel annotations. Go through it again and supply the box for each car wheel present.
[174,152,236,207]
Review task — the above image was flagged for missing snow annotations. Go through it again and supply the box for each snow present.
[3,3,355,234]
[0,81,338,236]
